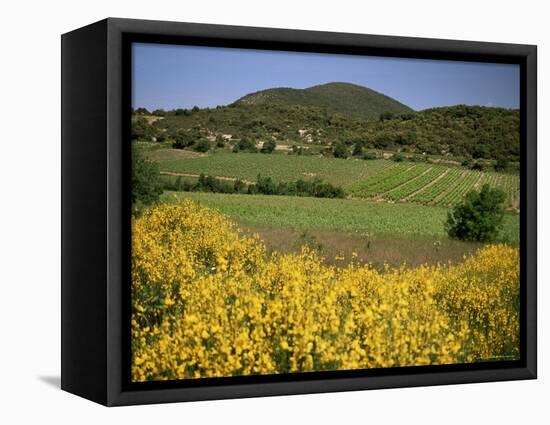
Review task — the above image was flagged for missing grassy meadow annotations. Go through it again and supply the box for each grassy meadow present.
[161,190,518,267]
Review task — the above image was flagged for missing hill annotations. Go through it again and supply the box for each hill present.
[364,105,520,161]
[235,82,413,120]
[134,103,519,162]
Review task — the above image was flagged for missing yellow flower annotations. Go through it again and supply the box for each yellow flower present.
[130,200,520,382]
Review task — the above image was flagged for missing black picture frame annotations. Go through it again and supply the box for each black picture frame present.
[61,17,537,406]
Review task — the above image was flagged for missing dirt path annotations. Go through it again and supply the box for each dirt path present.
[160,171,256,185]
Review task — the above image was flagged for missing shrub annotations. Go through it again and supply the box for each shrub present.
[194,139,211,153]
[363,152,377,160]
[379,111,396,121]
[236,137,257,153]
[462,157,473,168]
[333,142,348,159]
[352,141,364,157]
[291,145,304,156]
[471,161,485,171]
[215,135,226,148]
[445,185,506,242]
[170,173,345,199]
[134,107,150,115]
[131,147,163,207]
[261,139,277,153]
[392,153,405,162]
[172,130,196,149]
[255,174,278,195]
[233,179,247,193]
[132,117,154,141]
[494,158,509,172]
[200,173,237,193]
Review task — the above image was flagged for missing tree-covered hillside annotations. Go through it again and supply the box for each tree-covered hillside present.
[135,103,368,146]
[133,88,519,163]
[364,105,520,161]
[235,82,413,120]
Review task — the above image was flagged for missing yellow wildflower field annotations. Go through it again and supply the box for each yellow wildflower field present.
[131,200,519,382]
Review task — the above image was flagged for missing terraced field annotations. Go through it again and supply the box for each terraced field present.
[151,149,520,209]
[349,163,519,208]
[347,164,429,198]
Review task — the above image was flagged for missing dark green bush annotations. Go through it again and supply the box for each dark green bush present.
[215,135,226,148]
[352,141,363,156]
[172,130,196,149]
[445,185,506,242]
[164,172,345,200]
[194,139,211,153]
[392,153,405,162]
[494,158,509,172]
[132,117,154,141]
[261,139,277,153]
[132,148,163,208]
[333,142,348,159]
[234,137,257,153]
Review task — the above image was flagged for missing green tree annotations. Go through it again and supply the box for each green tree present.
[172,129,197,149]
[333,142,348,159]
[131,117,153,141]
[132,148,163,208]
[445,185,506,242]
[462,157,473,168]
[194,139,211,152]
[261,139,277,153]
[233,179,247,193]
[494,158,509,172]
[236,137,257,153]
[379,111,395,121]
[352,141,363,156]
[392,153,405,162]
[215,135,226,148]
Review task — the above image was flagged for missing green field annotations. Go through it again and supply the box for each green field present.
[153,150,519,208]
[162,191,519,243]
[157,151,394,187]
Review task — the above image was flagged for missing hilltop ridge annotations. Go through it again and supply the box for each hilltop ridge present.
[235,82,413,120]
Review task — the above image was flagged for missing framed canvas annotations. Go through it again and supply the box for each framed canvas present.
[61,18,537,406]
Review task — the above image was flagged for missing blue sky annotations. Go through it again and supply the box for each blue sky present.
[132,43,519,111]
